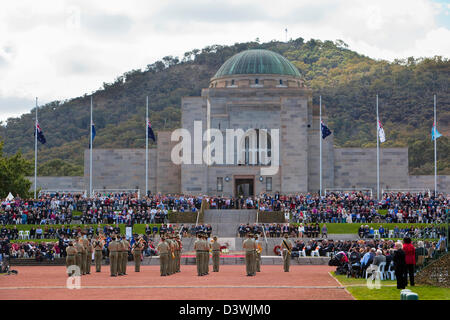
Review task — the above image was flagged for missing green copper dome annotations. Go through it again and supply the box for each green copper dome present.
[213,49,301,79]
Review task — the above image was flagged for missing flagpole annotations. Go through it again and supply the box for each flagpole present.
[434,94,437,196]
[146,96,149,197]
[376,94,380,200]
[90,96,93,198]
[34,97,38,198]
[319,95,322,197]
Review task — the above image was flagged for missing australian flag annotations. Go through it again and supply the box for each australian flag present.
[147,120,156,142]
[34,122,46,144]
[321,120,332,139]
[89,123,96,148]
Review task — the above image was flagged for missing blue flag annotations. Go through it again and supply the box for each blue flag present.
[432,123,442,141]
[321,120,332,139]
[34,122,46,144]
[89,123,96,148]
[147,120,156,142]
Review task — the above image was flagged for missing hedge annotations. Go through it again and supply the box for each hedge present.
[257,211,286,223]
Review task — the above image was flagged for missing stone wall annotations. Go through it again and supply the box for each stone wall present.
[333,147,409,193]
[83,148,157,194]
[27,176,86,193]
[180,96,207,193]
[156,131,181,194]
[408,175,450,193]
[280,96,309,193]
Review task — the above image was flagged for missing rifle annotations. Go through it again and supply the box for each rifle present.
[282,239,292,255]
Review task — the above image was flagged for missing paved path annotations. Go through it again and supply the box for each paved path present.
[0,265,354,300]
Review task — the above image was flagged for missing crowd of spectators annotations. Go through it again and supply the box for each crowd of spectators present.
[261,191,448,224]
[292,236,447,261]
[1,191,448,227]
[357,224,446,239]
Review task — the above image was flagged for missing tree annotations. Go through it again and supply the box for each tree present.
[0,141,33,198]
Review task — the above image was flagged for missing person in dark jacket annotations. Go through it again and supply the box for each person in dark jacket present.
[393,241,407,289]
[402,237,416,286]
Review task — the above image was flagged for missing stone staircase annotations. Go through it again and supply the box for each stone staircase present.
[204,209,257,237]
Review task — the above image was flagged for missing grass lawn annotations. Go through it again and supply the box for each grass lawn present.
[290,223,444,234]
[331,272,450,300]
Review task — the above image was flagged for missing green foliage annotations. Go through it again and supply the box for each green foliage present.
[71,210,82,217]
[38,159,83,176]
[0,38,448,176]
[0,140,33,198]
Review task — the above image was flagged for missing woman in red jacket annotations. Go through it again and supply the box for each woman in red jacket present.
[402,237,416,286]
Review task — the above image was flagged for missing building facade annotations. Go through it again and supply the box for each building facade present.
[30,50,450,195]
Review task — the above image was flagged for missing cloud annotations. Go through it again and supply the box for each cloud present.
[0,0,448,122]
[0,96,40,123]
[82,13,133,37]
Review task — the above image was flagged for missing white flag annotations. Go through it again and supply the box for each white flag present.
[378,120,386,143]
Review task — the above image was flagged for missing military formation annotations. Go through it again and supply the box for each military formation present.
[65,231,294,277]
[65,232,103,276]
[156,233,182,276]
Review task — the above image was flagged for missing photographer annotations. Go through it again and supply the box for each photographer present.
[0,237,11,272]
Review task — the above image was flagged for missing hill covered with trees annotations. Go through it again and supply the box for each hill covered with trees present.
[0,37,448,176]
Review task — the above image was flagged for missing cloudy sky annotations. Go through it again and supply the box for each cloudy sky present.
[0,0,449,122]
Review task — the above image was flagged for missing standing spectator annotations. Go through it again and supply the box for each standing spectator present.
[393,242,407,289]
[321,224,328,238]
[298,223,304,238]
[403,237,416,287]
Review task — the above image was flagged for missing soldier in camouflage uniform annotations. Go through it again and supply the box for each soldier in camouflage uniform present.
[121,236,129,276]
[254,234,261,272]
[194,233,202,276]
[85,237,93,274]
[210,236,221,272]
[156,235,169,276]
[281,233,293,272]
[75,237,85,275]
[65,241,78,276]
[108,235,119,277]
[93,237,103,272]
[132,237,144,272]
[175,234,182,273]
[243,233,256,276]
[202,233,210,275]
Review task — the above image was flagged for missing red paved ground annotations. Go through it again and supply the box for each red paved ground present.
[0,265,354,300]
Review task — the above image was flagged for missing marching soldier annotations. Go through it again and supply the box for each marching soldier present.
[108,236,119,277]
[93,236,104,272]
[121,236,130,276]
[254,234,262,272]
[156,235,169,276]
[281,233,293,272]
[175,234,182,273]
[65,241,78,276]
[194,233,202,276]
[243,233,256,276]
[210,236,221,272]
[132,237,144,272]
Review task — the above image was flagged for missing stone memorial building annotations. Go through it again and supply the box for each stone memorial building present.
[31,49,450,195]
